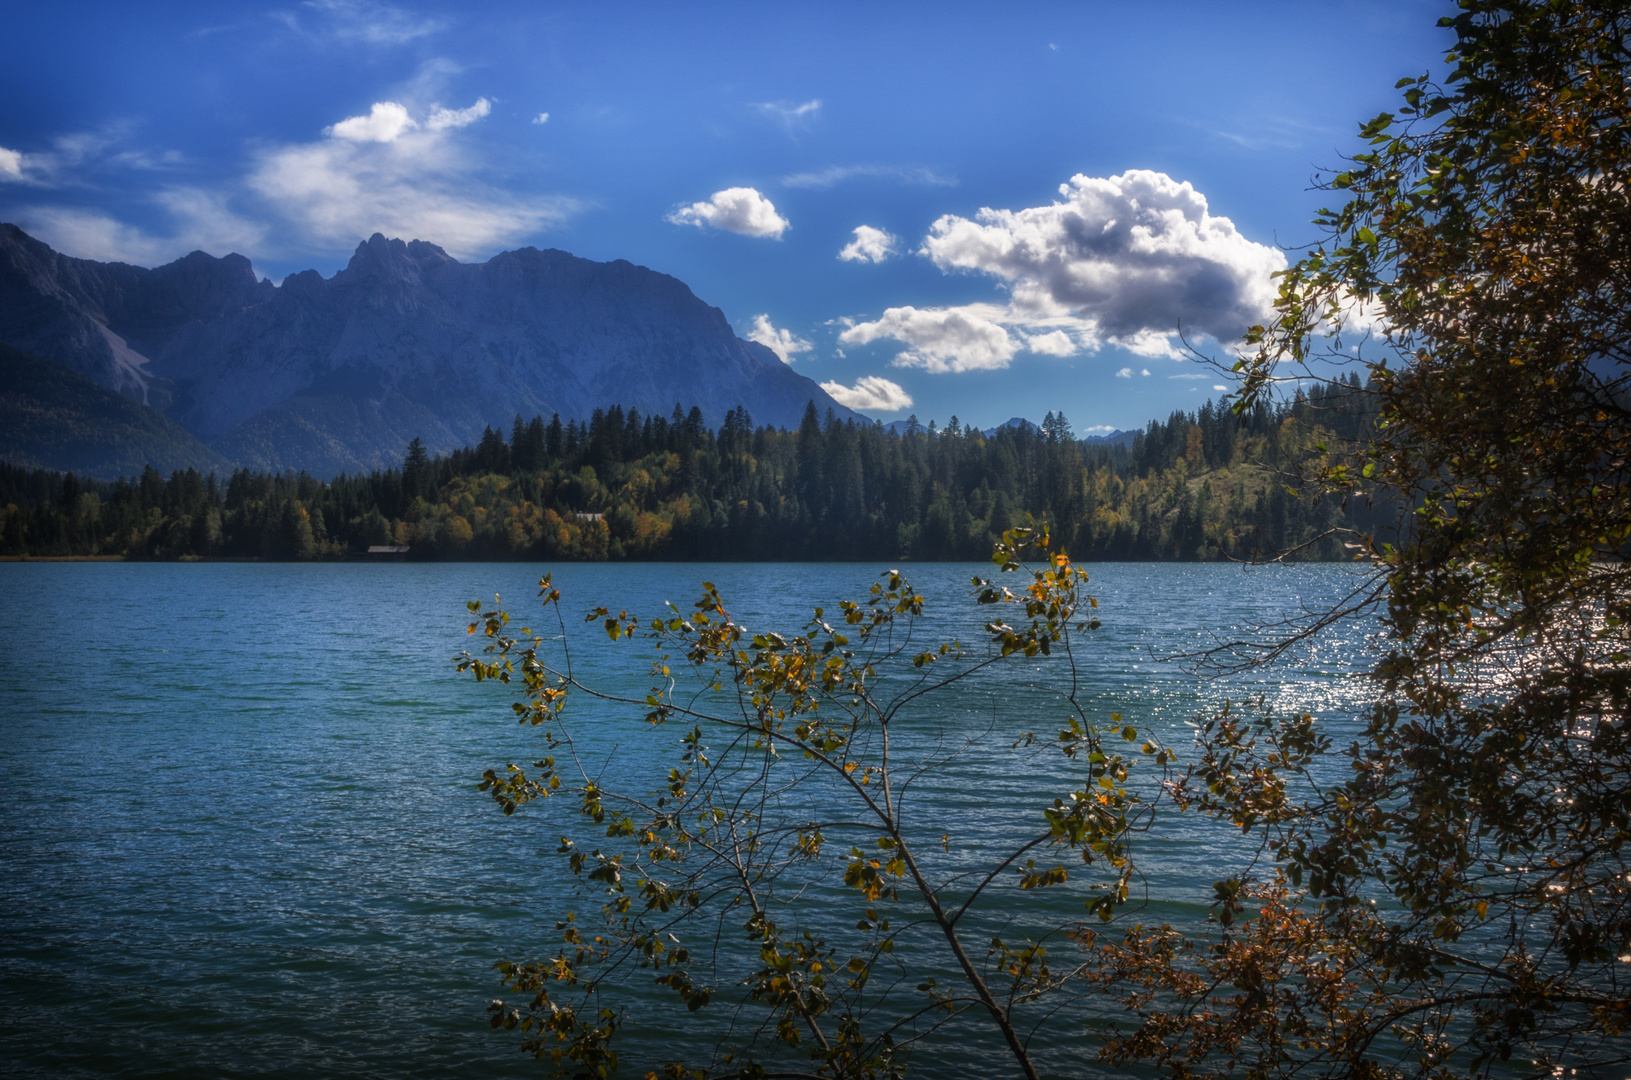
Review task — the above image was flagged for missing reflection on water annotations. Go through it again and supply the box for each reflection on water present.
[0,561,1379,1079]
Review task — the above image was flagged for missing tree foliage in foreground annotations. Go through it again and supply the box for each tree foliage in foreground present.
[1100,1,1631,1075]
[459,527,1172,1079]
[459,2,1631,1076]
[0,384,1385,562]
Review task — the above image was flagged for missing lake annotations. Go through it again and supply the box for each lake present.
[0,561,1380,1079]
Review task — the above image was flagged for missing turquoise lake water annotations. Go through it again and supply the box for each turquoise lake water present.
[0,561,1380,1079]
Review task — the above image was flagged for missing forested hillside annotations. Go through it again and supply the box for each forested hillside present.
[0,378,1386,561]
[0,343,229,479]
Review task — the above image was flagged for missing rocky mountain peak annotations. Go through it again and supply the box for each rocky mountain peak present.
[0,225,861,477]
[336,234,456,289]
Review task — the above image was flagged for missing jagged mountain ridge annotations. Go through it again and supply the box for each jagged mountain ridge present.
[0,225,858,477]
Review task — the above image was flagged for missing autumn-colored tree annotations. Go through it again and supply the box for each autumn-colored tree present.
[1082,2,1631,1076]
[458,527,1178,1079]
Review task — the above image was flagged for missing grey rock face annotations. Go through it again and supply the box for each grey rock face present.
[0,225,857,476]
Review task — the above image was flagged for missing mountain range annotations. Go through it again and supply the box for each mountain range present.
[882,416,1134,446]
[0,225,857,478]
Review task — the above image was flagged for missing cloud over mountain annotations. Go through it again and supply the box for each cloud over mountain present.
[252,98,571,258]
[667,187,789,239]
[745,314,812,362]
[19,187,269,267]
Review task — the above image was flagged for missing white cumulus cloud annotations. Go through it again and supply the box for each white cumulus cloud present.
[745,314,813,363]
[0,146,23,181]
[1022,329,1077,356]
[920,169,1285,354]
[667,187,789,239]
[819,375,913,413]
[838,225,898,264]
[327,101,417,142]
[532,112,550,125]
[839,304,1016,374]
[838,304,1095,373]
[1116,367,1133,378]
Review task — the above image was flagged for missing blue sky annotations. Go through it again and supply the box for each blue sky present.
[0,1,1447,432]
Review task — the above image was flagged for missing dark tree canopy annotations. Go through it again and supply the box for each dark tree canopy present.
[1152,1,1631,1075]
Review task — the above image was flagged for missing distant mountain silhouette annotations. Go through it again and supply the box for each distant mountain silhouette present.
[981,416,1038,438]
[1080,428,1135,448]
[881,416,1135,446]
[0,225,858,477]
[0,342,228,479]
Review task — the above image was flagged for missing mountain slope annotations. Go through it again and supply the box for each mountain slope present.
[0,225,860,477]
[0,342,229,479]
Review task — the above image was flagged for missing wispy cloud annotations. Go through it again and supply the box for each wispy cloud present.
[18,187,269,266]
[0,146,28,183]
[782,164,955,189]
[425,97,491,131]
[754,99,823,139]
[820,375,913,413]
[1206,114,1328,151]
[276,0,447,45]
[0,125,190,192]
[532,112,550,125]
[15,208,182,265]
[6,88,572,268]
[754,98,822,132]
[667,187,789,239]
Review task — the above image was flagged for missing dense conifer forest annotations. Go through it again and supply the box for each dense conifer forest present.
[0,376,1387,561]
